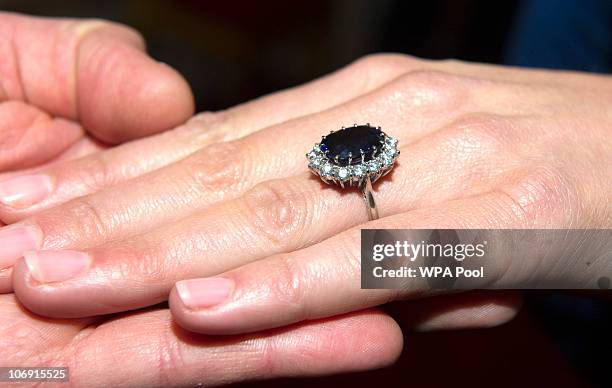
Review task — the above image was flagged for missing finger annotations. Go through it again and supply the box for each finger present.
[0,125,201,223]
[0,54,419,222]
[166,181,581,334]
[7,71,556,302]
[10,108,523,315]
[0,101,83,171]
[0,133,106,187]
[0,12,194,143]
[48,136,107,162]
[62,308,402,387]
[390,291,522,332]
[3,67,519,255]
[0,136,105,228]
[0,57,423,292]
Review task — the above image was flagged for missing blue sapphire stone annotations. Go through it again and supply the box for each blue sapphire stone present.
[320,125,383,166]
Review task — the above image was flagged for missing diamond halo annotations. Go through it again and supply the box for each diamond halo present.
[306,124,399,188]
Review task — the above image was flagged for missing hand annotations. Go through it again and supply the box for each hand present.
[0,53,414,292]
[0,12,193,285]
[0,293,403,386]
[4,55,610,329]
[0,12,193,216]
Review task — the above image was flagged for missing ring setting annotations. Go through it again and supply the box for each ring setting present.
[307,124,399,220]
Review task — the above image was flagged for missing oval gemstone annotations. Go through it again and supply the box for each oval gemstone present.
[320,125,383,166]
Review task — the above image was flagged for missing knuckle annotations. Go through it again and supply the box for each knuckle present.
[352,53,421,74]
[442,113,515,158]
[500,166,578,227]
[75,153,116,191]
[101,242,169,286]
[258,336,279,376]
[346,54,425,95]
[437,58,464,67]
[156,325,185,385]
[38,197,109,247]
[182,140,248,195]
[398,69,461,88]
[241,179,309,247]
[186,110,224,129]
[71,199,107,237]
[389,70,468,112]
[270,255,307,312]
[336,231,363,275]
[181,110,238,145]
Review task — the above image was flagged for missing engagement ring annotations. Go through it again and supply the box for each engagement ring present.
[306,124,398,220]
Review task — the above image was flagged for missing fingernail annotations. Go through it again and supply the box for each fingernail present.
[176,278,234,309]
[0,225,42,269]
[0,175,53,208]
[24,250,91,283]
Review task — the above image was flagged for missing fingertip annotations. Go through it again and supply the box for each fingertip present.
[78,38,195,143]
[413,292,522,332]
[170,278,257,335]
[106,59,195,142]
[169,285,200,332]
[170,285,404,369]
[10,258,41,312]
[349,309,404,370]
[271,309,403,375]
[3,14,193,144]
[129,60,195,137]
[11,257,80,318]
[169,285,231,335]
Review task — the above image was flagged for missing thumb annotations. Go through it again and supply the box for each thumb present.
[1,12,194,143]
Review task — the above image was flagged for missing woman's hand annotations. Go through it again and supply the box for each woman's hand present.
[2,55,610,329]
[0,53,417,292]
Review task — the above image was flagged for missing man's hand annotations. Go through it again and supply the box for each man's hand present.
[0,293,403,386]
[0,12,193,174]
[0,12,193,285]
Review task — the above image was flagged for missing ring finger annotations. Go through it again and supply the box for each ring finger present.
[0,54,418,223]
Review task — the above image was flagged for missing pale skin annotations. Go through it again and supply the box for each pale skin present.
[4,10,612,388]
[5,53,611,324]
[0,14,529,387]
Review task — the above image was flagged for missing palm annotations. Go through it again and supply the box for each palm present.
[1,294,86,368]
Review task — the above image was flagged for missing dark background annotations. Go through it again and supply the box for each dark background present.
[1,0,611,387]
[0,0,559,112]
